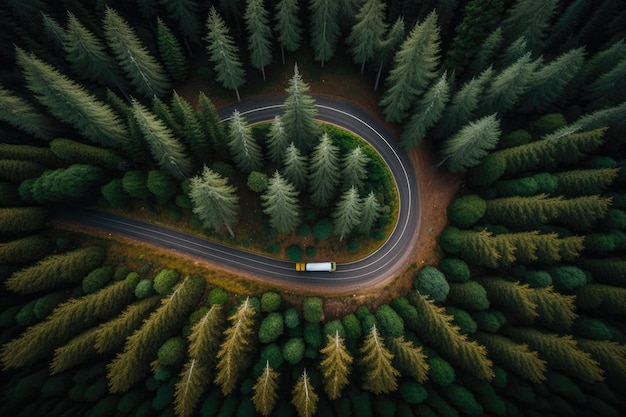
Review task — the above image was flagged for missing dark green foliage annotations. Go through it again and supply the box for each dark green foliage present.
[439,258,470,283]
[135,279,154,299]
[25,164,105,204]
[495,176,539,197]
[0,206,50,236]
[548,266,588,292]
[157,337,186,366]
[147,170,177,205]
[283,308,300,330]
[400,380,428,404]
[466,153,507,188]
[447,194,487,228]
[442,384,483,416]
[573,317,613,341]
[50,138,125,171]
[122,171,150,200]
[247,171,268,193]
[260,292,281,313]
[82,266,114,294]
[472,311,506,333]
[414,266,450,303]
[342,313,362,341]
[153,269,180,295]
[428,356,456,386]
[0,159,45,183]
[312,218,333,240]
[447,281,490,311]
[156,18,188,82]
[282,337,305,365]
[258,312,284,344]
[445,307,477,334]
[101,179,128,209]
[303,297,324,323]
[286,245,303,262]
[374,304,404,338]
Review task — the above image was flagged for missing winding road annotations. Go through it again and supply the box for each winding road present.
[58,96,419,290]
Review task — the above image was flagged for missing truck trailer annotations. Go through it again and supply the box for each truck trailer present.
[295,262,336,272]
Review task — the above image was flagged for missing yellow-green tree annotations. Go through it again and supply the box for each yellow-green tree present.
[94,295,161,354]
[474,331,547,383]
[577,338,626,383]
[319,330,353,399]
[409,291,494,380]
[214,297,257,395]
[174,304,225,417]
[252,361,280,416]
[291,368,318,417]
[1,278,134,370]
[359,324,400,394]
[475,277,538,323]
[107,275,205,393]
[387,335,430,383]
[503,326,604,382]
[528,286,577,332]
[50,327,100,375]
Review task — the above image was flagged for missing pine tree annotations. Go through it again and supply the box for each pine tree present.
[441,114,501,173]
[380,11,441,122]
[469,28,503,75]
[528,286,577,332]
[188,166,239,236]
[131,100,192,180]
[1,277,134,370]
[244,0,272,81]
[198,91,227,156]
[174,304,225,417]
[0,85,57,141]
[374,17,405,91]
[408,291,494,380]
[400,72,450,148]
[252,361,280,416]
[227,109,263,173]
[261,171,301,234]
[265,115,289,166]
[359,324,400,394]
[346,0,387,74]
[503,326,604,382]
[309,133,340,208]
[103,7,170,98]
[333,186,362,241]
[474,331,547,383]
[64,12,125,90]
[576,283,626,316]
[107,275,206,393]
[474,277,538,323]
[16,48,128,149]
[445,0,506,71]
[479,53,539,115]
[341,146,369,191]
[6,246,105,295]
[0,206,50,236]
[319,331,353,400]
[555,168,619,196]
[94,296,162,354]
[438,67,493,138]
[170,91,208,159]
[50,327,100,375]
[161,0,201,48]
[156,18,188,82]
[205,7,246,101]
[292,369,318,417]
[501,0,558,55]
[274,0,302,64]
[281,64,320,153]
[386,335,429,383]
[357,191,382,234]
[309,0,340,68]
[584,56,626,107]
[519,48,585,113]
[215,297,257,395]
[49,138,125,171]
[543,0,591,52]
[282,143,308,191]
[577,339,626,383]
[41,12,66,52]
[0,235,52,265]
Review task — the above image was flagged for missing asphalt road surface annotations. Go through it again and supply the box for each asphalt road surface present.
[59,97,419,289]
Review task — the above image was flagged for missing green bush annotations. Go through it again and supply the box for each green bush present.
[447,281,490,311]
[286,244,303,261]
[532,173,559,194]
[438,226,463,255]
[33,291,67,320]
[258,312,284,344]
[322,319,346,338]
[153,269,180,295]
[135,279,154,299]
[549,266,588,292]
[472,311,505,333]
[125,271,141,289]
[157,337,186,366]
[447,194,487,228]
[342,313,362,341]
[523,270,553,288]
[532,113,567,135]
[442,384,484,416]
[428,356,455,386]
[282,337,305,365]
[303,297,324,322]
[495,177,538,197]
[572,316,613,340]
[260,343,284,370]
[247,171,268,193]
[414,266,450,303]
[305,246,317,258]
[312,218,333,240]
[208,287,229,305]
[466,154,507,188]
[499,129,532,148]
[82,266,114,294]
[400,380,428,404]
[375,304,404,338]
[445,306,477,334]
[439,257,470,282]
[284,308,300,329]
[303,321,323,349]
[298,223,311,237]
[260,292,281,312]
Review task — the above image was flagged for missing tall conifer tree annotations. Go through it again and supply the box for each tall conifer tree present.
[332,186,362,241]
[252,361,280,416]
[244,0,272,80]
[292,369,318,417]
[359,324,400,394]
[308,133,340,208]
[319,331,353,400]
[274,0,302,64]
[309,0,340,68]
[156,18,188,82]
[442,114,501,173]
[0,85,57,141]
[374,17,405,91]
[281,64,320,153]
[227,110,263,173]
[346,0,387,74]
[261,171,301,234]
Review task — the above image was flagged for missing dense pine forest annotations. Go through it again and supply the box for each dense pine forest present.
[1,1,626,416]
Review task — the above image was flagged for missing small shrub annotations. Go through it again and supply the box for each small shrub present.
[286,244,303,261]
[82,266,114,294]
[260,292,281,312]
[298,223,311,237]
[428,356,455,386]
[282,338,305,365]
[439,257,470,282]
[153,269,180,295]
[135,279,154,299]
[305,246,317,258]
[312,218,333,240]
[303,297,324,323]
[208,287,229,305]
[445,306,477,334]
[284,308,300,329]
[414,266,450,303]
[247,171,268,193]
[157,337,186,366]
[447,194,487,228]
[258,312,284,344]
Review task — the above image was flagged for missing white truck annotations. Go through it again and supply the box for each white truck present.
[295,262,336,272]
